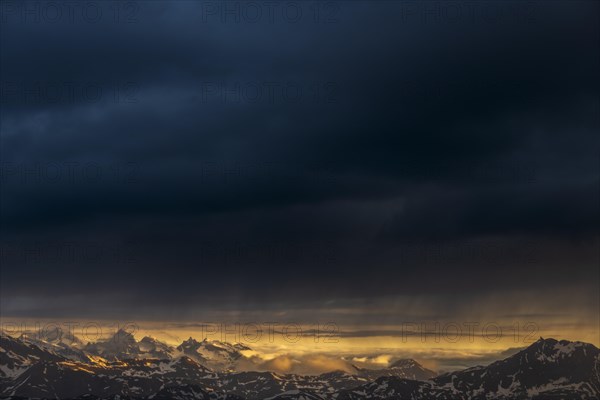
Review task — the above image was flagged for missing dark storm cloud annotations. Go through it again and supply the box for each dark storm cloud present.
[0,1,598,317]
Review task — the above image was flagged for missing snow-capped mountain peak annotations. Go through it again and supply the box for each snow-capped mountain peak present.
[1,336,599,399]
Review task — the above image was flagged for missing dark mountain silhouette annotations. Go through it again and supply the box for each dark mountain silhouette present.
[335,338,600,400]
[1,334,598,399]
[352,358,437,381]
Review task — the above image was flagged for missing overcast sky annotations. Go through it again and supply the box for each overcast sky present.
[0,1,598,341]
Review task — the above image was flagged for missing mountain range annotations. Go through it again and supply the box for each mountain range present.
[1,331,598,399]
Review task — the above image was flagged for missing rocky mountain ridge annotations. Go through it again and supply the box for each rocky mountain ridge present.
[1,333,599,399]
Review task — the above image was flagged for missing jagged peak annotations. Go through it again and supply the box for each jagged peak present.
[114,328,135,336]
[180,336,201,346]
[176,336,251,351]
[107,328,137,344]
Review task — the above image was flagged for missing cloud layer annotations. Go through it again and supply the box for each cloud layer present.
[0,1,598,335]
